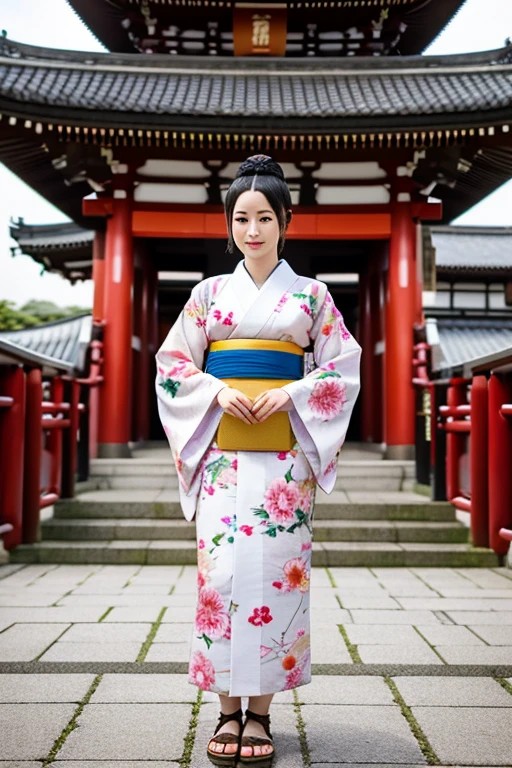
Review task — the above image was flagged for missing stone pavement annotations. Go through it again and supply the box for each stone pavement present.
[1,563,512,767]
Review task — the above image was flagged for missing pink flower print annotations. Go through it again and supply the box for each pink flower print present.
[274,558,310,594]
[277,452,288,461]
[189,651,216,690]
[300,303,312,317]
[284,665,303,689]
[195,587,230,640]
[263,478,301,524]
[198,539,205,550]
[223,616,232,640]
[231,459,238,470]
[204,485,215,496]
[321,323,333,336]
[248,606,273,626]
[222,311,234,326]
[272,581,283,590]
[260,645,273,658]
[274,293,289,313]
[301,542,312,552]
[212,309,222,321]
[325,457,338,475]
[218,468,237,487]
[296,628,306,637]
[240,525,253,536]
[308,379,347,421]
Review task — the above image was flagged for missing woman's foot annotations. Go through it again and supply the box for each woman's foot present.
[207,708,243,765]
[240,710,275,763]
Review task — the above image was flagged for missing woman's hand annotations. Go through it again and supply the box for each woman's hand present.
[217,387,259,425]
[251,389,291,422]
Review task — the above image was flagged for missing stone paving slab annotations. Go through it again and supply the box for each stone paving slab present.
[468,625,512,644]
[392,676,512,706]
[103,607,163,622]
[89,674,196,703]
[357,644,443,664]
[411,706,512,765]
[0,703,77,759]
[296,675,394,705]
[350,610,442,624]
[0,624,70,661]
[58,703,191,760]
[397,597,512,610]
[59,623,151,643]
[311,627,353,663]
[302,703,427,765]
[154,623,193,642]
[0,674,95,702]
[144,643,190,662]
[414,624,487,646]
[0,607,106,623]
[0,593,68,606]
[445,611,512,625]
[434,646,512,665]
[343,625,428,645]
[337,596,402,609]
[39,642,144,662]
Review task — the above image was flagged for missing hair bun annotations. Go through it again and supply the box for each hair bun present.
[236,155,285,181]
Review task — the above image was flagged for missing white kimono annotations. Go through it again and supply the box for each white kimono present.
[155,259,361,696]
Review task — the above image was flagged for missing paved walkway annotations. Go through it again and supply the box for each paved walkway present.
[1,562,512,766]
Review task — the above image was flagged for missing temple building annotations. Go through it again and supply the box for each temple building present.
[1,0,512,461]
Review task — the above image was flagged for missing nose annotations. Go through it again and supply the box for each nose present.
[247,219,259,238]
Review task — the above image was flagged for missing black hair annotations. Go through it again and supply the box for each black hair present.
[224,155,293,256]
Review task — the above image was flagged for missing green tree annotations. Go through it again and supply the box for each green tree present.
[0,300,40,331]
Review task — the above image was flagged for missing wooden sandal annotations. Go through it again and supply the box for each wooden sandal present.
[239,709,275,767]
[206,708,244,766]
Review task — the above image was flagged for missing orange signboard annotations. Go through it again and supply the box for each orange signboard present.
[233,3,287,56]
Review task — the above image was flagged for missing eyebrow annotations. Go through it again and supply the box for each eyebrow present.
[235,210,274,215]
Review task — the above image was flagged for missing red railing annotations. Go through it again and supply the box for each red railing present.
[413,338,512,557]
[0,338,104,550]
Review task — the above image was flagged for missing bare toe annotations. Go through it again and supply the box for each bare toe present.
[240,746,252,758]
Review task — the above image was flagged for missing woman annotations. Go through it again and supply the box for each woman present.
[155,155,361,766]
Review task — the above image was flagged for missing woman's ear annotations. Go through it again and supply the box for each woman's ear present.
[286,209,293,225]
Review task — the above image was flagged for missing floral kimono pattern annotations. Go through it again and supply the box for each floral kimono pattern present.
[155,258,361,696]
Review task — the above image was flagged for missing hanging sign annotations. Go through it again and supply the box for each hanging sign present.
[233,3,287,56]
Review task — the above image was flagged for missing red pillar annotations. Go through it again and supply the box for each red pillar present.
[98,188,134,457]
[136,249,152,442]
[92,231,106,323]
[0,366,26,549]
[23,368,42,544]
[384,203,417,459]
[359,266,375,443]
[488,373,512,555]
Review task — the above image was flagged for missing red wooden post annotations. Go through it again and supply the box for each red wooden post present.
[470,376,489,548]
[88,339,103,459]
[92,231,106,323]
[47,377,64,496]
[138,249,152,441]
[384,203,417,458]
[61,378,80,498]
[98,189,134,457]
[23,367,43,544]
[0,366,26,549]
[488,373,512,555]
[359,267,374,442]
[445,379,467,502]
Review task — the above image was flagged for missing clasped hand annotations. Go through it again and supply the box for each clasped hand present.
[216,387,291,425]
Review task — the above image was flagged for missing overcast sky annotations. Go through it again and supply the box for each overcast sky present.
[0,0,511,308]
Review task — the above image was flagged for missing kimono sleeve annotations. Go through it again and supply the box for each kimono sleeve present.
[281,284,362,493]
[155,280,227,495]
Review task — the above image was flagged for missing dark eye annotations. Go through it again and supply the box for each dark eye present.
[260,217,272,223]
[235,217,247,223]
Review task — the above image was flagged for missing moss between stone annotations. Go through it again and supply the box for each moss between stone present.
[384,677,440,765]
[293,688,311,767]
[338,624,362,663]
[325,567,337,588]
[495,677,512,697]
[33,624,73,662]
[136,606,167,662]
[413,483,432,498]
[98,606,114,622]
[43,673,103,766]
[179,688,202,768]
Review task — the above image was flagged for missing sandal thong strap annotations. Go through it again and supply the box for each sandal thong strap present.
[244,709,273,741]
[241,735,274,748]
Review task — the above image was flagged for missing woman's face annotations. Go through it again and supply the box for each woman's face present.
[231,189,281,263]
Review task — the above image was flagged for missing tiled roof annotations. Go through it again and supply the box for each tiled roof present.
[0,38,511,129]
[0,314,93,373]
[431,226,512,271]
[10,221,94,250]
[433,318,512,374]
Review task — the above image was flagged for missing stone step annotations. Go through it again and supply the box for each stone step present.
[41,517,469,543]
[54,499,457,522]
[9,540,499,567]
[89,459,415,492]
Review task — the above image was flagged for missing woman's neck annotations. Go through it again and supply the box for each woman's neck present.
[244,255,280,289]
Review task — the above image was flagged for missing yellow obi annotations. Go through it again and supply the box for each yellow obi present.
[206,339,304,452]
